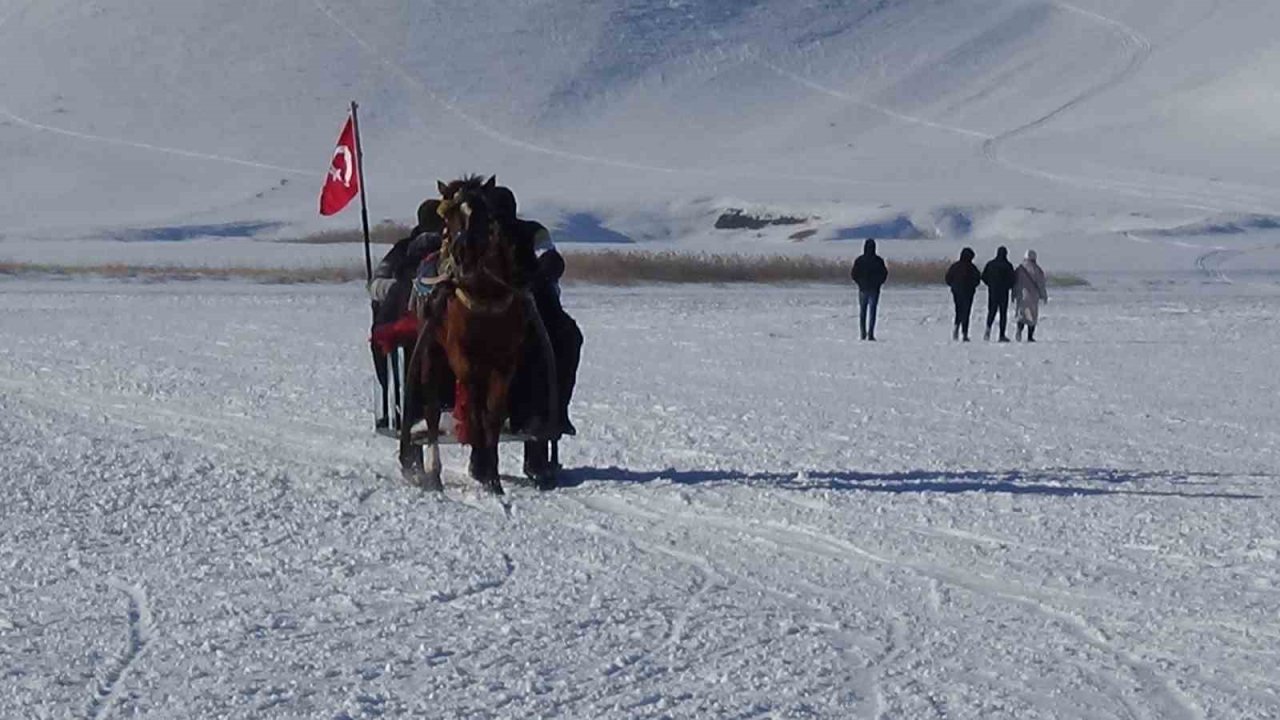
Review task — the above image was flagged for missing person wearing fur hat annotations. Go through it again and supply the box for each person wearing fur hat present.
[945,247,982,341]
[1013,249,1049,342]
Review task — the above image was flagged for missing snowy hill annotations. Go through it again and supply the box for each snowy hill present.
[3,0,1280,269]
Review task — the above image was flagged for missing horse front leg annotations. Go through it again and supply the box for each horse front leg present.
[400,324,444,491]
[465,377,504,495]
[398,355,426,486]
[422,409,444,493]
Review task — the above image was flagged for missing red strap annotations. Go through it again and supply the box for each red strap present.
[369,314,419,354]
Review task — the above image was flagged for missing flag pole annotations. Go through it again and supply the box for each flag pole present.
[350,100,374,284]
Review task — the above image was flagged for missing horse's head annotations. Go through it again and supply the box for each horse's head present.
[436,175,513,287]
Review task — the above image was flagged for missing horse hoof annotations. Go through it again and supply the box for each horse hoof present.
[403,466,443,492]
[535,472,557,492]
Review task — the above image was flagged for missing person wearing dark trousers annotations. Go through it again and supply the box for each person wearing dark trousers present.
[850,238,888,341]
[489,185,584,485]
[981,246,1017,342]
[945,247,981,341]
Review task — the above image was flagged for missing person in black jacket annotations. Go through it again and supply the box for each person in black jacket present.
[489,186,583,484]
[850,238,888,341]
[945,247,982,341]
[981,246,1017,342]
[369,200,444,428]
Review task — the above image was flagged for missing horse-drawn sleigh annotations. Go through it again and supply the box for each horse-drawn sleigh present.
[371,176,579,496]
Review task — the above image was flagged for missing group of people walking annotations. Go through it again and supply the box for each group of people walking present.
[947,246,1048,342]
[849,239,1050,342]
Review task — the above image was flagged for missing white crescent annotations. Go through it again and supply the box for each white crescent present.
[332,145,354,186]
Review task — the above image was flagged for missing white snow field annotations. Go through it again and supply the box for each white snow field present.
[4,0,1280,716]
[2,279,1278,718]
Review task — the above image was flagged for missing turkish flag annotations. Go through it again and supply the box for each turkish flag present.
[319,115,360,216]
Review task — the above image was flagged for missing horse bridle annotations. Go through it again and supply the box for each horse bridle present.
[437,195,519,315]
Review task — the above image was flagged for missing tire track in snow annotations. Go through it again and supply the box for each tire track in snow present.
[982,2,1277,216]
[309,0,911,192]
[1125,231,1280,290]
[980,0,1152,155]
[612,493,1202,720]
[83,580,154,720]
[0,109,312,176]
[1194,243,1280,291]
[980,3,1154,187]
[0,1,308,177]
[763,2,1280,216]
[754,57,994,141]
[1193,247,1239,284]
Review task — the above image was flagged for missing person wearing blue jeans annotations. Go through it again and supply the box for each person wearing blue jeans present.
[850,238,888,340]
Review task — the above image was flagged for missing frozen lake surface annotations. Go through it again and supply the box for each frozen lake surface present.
[1,280,1278,718]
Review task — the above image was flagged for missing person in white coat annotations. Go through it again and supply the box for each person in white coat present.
[1014,249,1049,342]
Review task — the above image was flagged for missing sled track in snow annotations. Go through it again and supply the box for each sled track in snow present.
[565,496,886,713]
[579,491,1203,720]
[571,494,923,717]
[83,580,154,720]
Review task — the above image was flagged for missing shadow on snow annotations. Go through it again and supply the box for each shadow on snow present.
[557,466,1264,500]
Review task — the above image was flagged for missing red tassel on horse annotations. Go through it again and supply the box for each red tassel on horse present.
[452,380,470,444]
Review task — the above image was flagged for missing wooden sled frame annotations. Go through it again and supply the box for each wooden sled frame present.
[375,291,560,448]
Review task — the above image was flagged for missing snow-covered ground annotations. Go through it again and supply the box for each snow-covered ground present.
[2,279,1277,718]
[4,0,1280,715]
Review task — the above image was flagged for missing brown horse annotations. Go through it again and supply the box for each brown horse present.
[400,176,528,494]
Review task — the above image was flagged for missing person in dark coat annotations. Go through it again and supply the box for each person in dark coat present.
[369,201,443,325]
[850,238,888,341]
[489,186,583,482]
[981,246,1017,342]
[945,247,982,341]
[369,200,444,428]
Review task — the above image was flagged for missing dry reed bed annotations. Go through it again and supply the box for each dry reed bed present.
[0,253,1088,287]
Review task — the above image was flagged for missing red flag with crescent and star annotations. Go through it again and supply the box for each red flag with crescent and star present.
[319,115,360,216]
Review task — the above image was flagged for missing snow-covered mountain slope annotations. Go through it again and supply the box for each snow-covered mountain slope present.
[3,0,1280,259]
